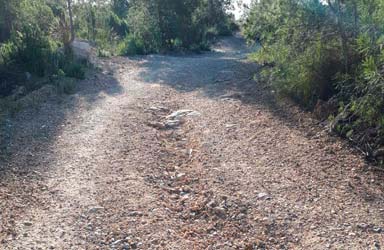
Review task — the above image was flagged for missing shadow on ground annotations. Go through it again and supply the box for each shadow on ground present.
[0,61,124,178]
[135,38,312,135]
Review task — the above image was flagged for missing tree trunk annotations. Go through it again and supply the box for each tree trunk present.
[67,0,75,43]
[327,0,349,72]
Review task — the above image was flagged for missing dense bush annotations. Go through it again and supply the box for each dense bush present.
[62,62,86,80]
[118,0,234,54]
[117,35,145,56]
[244,0,384,159]
[12,25,59,77]
[109,13,129,37]
[0,0,91,99]
[56,77,76,95]
[55,0,236,57]
[126,1,162,54]
[0,0,235,99]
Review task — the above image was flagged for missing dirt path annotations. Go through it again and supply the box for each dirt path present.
[1,36,384,249]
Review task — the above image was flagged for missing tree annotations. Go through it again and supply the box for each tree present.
[244,0,384,158]
[0,0,21,42]
[67,0,75,43]
[111,0,129,18]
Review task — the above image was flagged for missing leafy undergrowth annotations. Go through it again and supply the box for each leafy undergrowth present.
[243,0,384,165]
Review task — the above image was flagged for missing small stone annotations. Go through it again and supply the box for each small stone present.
[213,207,226,218]
[111,239,123,245]
[257,192,271,200]
[182,186,192,193]
[176,173,186,179]
[166,110,201,120]
[225,124,237,128]
[164,120,181,128]
[128,211,143,217]
[23,221,33,226]
[148,106,169,113]
[88,206,104,213]
[206,200,217,208]
[236,213,246,220]
[357,223,368,230]
[147,121,166,129]
[151,239,159,245]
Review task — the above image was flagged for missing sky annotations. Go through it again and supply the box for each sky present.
[231,0,252,20]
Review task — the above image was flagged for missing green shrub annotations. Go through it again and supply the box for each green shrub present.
[127,3,161,54]
[244,0,384,158]
[56,78,76,95]
[216,19,236,36]
[170,38,183,51]
[0,42,17,66]
[63,63,86,80]
[0,27,60,96]
[57,69,66,78]
[117,35,145,55]
[204,27,219,43]
[109,12,129,37]
[97,49,112,58]
[254,40,342,107]
[13,24,58,77]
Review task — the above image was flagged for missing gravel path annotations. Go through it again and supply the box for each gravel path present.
[1,35,384,250]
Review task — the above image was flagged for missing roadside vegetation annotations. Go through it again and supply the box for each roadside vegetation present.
[243,0,384,162]
[0,0,235,102]
[0,0,86,102]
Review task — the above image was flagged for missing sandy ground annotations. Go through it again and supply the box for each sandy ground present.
[1,36,384,250]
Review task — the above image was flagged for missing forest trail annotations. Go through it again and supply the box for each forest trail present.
[1,35,384,250]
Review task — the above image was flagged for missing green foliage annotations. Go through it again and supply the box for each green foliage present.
[62,63,86,80]
[67,0,235,55]
[0,42,17,66]
[70,0,234,54]
[12,24,58,76]
[117,34,145,56]
[0,0,22,42]
[111,0,129,18]
[171,38,183,51]
[109,12,129,37]
[0,0,234,101]
[127,2,161,54]
[0,0,89,99]
[97,49,111,58]
[56,77,76,95]
[118,0,234,53]
[245,0,384,158]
